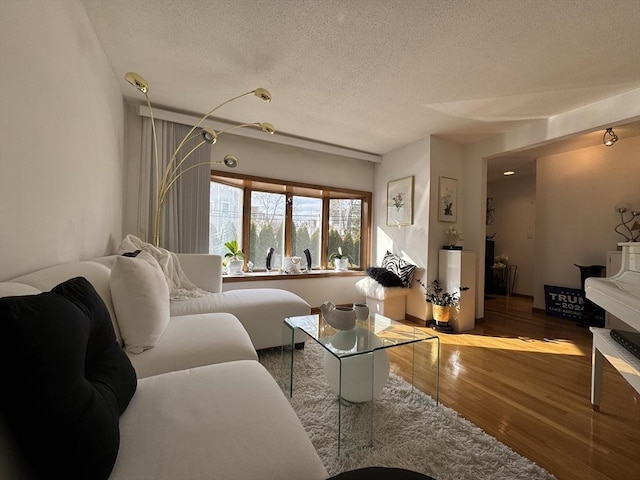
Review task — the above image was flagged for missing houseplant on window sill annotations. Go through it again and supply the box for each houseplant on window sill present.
[417,279,469,333]
[329,247,350,271]
[223,240,245,274]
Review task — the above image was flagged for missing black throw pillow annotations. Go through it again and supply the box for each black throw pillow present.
[367,267,406,288]
[0,277,137,480]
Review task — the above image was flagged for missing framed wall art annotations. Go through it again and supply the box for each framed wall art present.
[387,176,414,226]
[438,176,457,222]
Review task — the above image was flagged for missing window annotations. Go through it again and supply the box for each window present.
[328,199,362,269]
[209,182,243,257]
[249,191,285,270]
[210,172,371,272]
[292,196,322,268]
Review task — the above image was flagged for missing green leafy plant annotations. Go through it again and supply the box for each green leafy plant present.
[417,279,468,307]
[328,246,351,262]
[223,240,244,266]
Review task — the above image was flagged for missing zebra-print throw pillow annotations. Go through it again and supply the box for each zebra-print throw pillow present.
[381,251,417,288]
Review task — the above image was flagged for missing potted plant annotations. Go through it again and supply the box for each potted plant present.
[417,279,469,332]
[223,240,244,274]
[329,247,350,271]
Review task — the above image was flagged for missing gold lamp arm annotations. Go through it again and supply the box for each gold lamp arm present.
[153,153,236,246]
[158,140,207,205]
[167,89,272,173]
[158,133,203,202]
[125,72,273,246]
[217,122,276,136]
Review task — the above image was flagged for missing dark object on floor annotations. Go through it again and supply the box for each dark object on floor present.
[328,467,436,479]
[574,264,606,327]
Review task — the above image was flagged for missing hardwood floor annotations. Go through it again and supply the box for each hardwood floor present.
[387,295,640,480]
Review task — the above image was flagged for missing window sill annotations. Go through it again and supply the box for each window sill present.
[222,270,366,283]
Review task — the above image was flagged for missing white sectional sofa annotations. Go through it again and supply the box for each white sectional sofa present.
[95,253,308,354]
[0,256,327,480]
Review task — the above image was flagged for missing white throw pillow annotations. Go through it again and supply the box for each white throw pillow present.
[110,252,170,354]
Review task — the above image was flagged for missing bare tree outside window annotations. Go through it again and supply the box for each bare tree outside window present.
[328,199,362,268]
[292,196,322,268]
[249,191,285,270]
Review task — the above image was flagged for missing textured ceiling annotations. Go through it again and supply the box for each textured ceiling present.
[81,0,640,158]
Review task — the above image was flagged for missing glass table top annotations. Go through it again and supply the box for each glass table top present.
[285,313,434,359]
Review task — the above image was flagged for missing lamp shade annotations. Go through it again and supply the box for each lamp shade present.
[223,154,238,168]
[254,88,272,102]
[124,72,149,94]
[201,128,217,144]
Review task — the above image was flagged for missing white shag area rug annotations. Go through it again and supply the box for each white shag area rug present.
[258,343,556,480]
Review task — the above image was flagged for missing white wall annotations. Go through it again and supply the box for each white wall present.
[532,135,640,309]
[487,173,536,296]
[375,137,430,320]
[373,136,473,322]
[428,137,470,317]
[0,0,124,281]
[463,89,640,316]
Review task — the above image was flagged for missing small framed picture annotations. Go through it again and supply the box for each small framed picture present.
[438,176,457,222]
[387,176,414,226]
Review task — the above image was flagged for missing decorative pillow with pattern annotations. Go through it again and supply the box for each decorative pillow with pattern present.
[381,251,417,288]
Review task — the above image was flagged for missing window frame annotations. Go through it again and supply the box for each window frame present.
[210,170,372,272]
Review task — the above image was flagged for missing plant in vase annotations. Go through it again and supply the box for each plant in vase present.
[223,240,244,274]
[417,279,469,332]
[445,225,463,248]
[329,247,350,271]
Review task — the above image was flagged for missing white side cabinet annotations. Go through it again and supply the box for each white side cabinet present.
[439,250,476,331]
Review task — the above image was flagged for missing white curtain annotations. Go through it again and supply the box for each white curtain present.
[138,118,211,253]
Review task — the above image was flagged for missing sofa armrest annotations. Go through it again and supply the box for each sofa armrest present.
[176,254,222,293]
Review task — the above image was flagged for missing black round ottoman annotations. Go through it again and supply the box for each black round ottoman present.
[328,467,436,480]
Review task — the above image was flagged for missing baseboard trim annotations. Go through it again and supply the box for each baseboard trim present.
[532,307,546,315]
[512,293,534,299]
[406,313,428,327]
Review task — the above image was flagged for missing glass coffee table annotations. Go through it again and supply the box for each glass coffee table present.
[282,313,439,455]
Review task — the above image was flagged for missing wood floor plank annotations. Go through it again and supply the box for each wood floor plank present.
[388,295,640,480]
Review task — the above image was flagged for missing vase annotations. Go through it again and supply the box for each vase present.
[432,305,452,322]
[432,304,454,333]
[227,259,244,274]
[334,258,349,271]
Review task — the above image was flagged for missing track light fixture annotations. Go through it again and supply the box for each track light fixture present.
[603,128,618,147]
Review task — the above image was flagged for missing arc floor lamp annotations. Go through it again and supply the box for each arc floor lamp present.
[125,72,275,247]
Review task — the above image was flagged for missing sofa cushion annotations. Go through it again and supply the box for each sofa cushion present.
[381,251,418,287]
[127,312,258,379]
[0,277,136,480]
[8,260,122,343]
[169,288,310,350]
[111,361,327,480]
[366,267,406,288]
[355,276,411,300]
[0,282,41,297]
[110,252,170,354]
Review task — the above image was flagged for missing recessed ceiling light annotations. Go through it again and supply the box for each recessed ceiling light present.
[503,170,515,176]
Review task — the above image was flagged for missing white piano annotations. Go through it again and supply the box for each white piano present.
[585,242,640,411]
